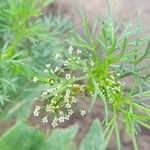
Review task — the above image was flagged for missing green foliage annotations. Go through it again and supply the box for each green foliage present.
[48,124,78,150]
[0,121,78,150]
[0,121,47,150]
[66,3,150,149]
[0,0,71,112]
[80,119,104,150]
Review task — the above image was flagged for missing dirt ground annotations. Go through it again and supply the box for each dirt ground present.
[51,0,150,35]
[29,99,150,150]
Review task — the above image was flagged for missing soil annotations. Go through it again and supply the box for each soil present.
[29,98,150,150]
[50,0,150,36]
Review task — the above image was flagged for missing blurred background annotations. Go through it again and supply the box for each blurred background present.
[51,0,150,35]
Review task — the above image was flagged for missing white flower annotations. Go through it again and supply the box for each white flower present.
[33,110,39,117]
[34,98,38,101]
[66,89,71,95]
[64,60,69,67]
[72,97,77,103]
[80,85,85,92]
[42,116,48,123]
[33,77,38,83]
[91,61,94,67]
[50,69,54,74]
[109,99,113,103]
[54,66,60,72]
[65,115,70,120]
[41,91,48,97]
[59,116,65,123]
[47,89,53,93]
[52,120,58,127]
[68,46,73,54]
[68,109,73,115]
[53,117,59,122]
[64,63,68,67]
[65,74,71,79]
[77,49,82,55]
[43,91,48,95]
[80,109,86,116]
[35,105,40,110]
[66,103,71,108]
[64,96,69,103]
[77,56,81,60]
[45,83,49,87]
[44,68,49,73]
[45,64,51,68]
[116,73,120,77]
[59,111,64,115]
[33,106,40,116]
[46,105,50,112]
[55,54,60,59]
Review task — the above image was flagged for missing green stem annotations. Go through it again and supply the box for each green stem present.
[103,117,115,149]
[88,91,97,112]
[93,80,109,124]
[131,129,138,150]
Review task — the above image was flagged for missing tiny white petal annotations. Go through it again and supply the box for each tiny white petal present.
[77,49,82,55]
[35,105,40,110]
[116,73,120,77]
[52,121,58,127]
[45,64,51,68]
[68,46,73,54]
[59,111,64,115]
[80,109,86,116]
[34,98,38,101]
[33,110,39,117]
[66,103,71,108]
[91,61,94,67]
[55,54,60,59]
[59,116,65,123]
[65,74,71,79]
[44,69,49,73]
[54,66,60,72]
[33,77,38,83]
[42,116,48,123]
[68,109,74,115]
[46,105,50,112]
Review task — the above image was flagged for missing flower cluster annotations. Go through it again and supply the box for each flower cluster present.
[33,83,86,127]
[51,109,74,127]
[32,45,127,127]
[32,46,87,127]
[33,105,40,117]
